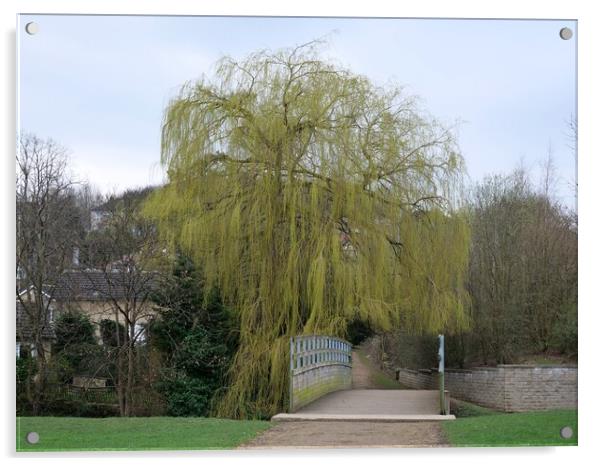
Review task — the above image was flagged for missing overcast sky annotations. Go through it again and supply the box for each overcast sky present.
[18,15,577,207]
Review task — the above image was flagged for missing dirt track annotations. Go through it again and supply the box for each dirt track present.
[351,351,376,389]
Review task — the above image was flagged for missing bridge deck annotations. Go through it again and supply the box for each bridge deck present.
[274,348,455,422]
[297,389,441,415]
[273,389,454,421]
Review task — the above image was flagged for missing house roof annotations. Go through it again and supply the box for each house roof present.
[16,301,55,341]
[52,269,157,302]
[18,284,52,299]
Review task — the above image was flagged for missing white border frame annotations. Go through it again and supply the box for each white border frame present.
[2,1,599,464]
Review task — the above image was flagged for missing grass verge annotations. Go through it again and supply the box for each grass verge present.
[451,399,499,418]
[443,409,578,447]
[16,416,272,452]
[356,351,401,389]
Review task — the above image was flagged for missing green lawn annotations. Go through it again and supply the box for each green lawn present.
[443,409,578,447]
[17,416,272,452]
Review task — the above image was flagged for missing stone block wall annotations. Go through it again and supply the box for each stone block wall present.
[501,365,578,411]
[396,365,577,412]
[397,368,437,390]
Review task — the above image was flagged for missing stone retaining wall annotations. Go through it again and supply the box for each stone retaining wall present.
[396,365,577,412]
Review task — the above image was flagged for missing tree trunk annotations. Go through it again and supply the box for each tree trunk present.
[125,320,135,417]
[114,311,126,416]
[31,340,47,416]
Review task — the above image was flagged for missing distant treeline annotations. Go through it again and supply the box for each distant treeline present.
[353,166,577,368]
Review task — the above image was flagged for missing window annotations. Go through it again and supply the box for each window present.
[134,323,147,344]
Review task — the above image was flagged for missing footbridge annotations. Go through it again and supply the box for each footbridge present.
[274,334,454,422]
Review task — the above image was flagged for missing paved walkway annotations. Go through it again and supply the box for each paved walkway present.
[271,389,453,422]
[298,390,439,415]
[296,389,441,415]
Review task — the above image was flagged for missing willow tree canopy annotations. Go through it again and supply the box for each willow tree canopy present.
[145,42,470,418]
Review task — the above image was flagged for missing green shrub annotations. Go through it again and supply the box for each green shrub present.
[155,372,216,417]
[53,313,106,383]
[150,254,238,416]
[99,319,127,348]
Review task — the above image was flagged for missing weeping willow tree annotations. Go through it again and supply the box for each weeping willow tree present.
[145,42,470,418]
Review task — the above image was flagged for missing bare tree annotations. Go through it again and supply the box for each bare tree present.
[82,192,163,416]
[73,183,105,232]
[16,134,81,414]
[466,167,577,363]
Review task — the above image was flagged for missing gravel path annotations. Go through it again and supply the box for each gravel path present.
[240,421,449,448]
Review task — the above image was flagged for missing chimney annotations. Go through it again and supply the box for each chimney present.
[73,247,80,267]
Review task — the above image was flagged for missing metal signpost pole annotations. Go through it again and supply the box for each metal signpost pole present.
[438,334,445,415]
[289,337,294,413]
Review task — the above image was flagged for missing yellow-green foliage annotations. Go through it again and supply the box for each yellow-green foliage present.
[144,42,470,418]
